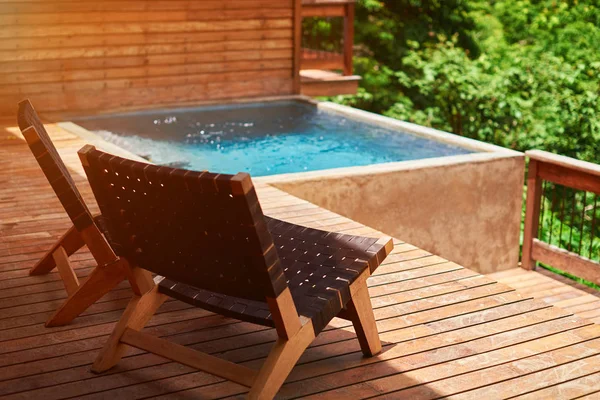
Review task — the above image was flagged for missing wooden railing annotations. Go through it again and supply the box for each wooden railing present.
[301,0,355,76]
[522,150,600,283]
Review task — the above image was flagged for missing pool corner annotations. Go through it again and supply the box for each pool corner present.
[260,102,525,274]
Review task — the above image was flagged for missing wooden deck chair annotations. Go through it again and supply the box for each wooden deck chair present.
[79,145,393,399]
[17,100,153,327]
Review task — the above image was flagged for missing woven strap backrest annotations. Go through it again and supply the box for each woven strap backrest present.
[17,100,94,231]
[79,146,288,302]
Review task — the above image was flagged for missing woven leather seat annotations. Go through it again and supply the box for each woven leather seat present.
[159,217,389,334]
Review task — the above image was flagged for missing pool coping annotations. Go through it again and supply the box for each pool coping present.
[255,151,521,184]
[57,94,523,185]
[315,101,517,154]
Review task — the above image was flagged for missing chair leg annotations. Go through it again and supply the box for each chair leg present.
[45,260,129,327]
[30,224,84,276]
[124,265,155,296]
[92,285,167,373]
[52,246,80,295]
[345,282,382,357]
[249,322,315,400]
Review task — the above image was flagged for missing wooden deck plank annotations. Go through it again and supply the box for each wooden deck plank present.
[69,311,587,400]
[575,390,600,399]
[490,267,600,333]
[512,370,600,399]
[444,352,600,400]
[1,122,599,399]
[0,294,546,397]
[289,323,600,400]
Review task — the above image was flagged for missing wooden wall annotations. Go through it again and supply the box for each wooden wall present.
[0,0,297,117]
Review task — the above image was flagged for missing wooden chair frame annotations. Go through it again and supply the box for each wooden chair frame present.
[18,100,153,327]
[29,214,154,327]
[92,268,381,400]
[78,144,390,399]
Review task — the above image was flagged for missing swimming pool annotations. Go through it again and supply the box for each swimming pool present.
[74,100,473,177]
[66,98,524,274]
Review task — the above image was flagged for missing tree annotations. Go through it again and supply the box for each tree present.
[331,0,600,163]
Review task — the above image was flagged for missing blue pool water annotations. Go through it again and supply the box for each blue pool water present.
[75,101,473,177]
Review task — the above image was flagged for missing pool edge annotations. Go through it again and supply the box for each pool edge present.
[315,101,521,155]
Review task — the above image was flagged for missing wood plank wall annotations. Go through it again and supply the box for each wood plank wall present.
[0,0,296,117]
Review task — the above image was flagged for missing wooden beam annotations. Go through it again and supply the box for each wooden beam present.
[29,223,84,275]
[248,320,315,399]
[343,2,354,76]
[79,225,119,266]
[344,278,381,356]
[521,159,542,270]
[92,285,166,373]
[301,57,345,71]
[121,328,258,387]
[46,258,129,327]
[300,76,359,96]
[292,0,302,94]
[302,0,356,4]
[302,5,346,17]
[52,246,80,295]
[538,162,600,195]
[532,239,600,285]
[267,287,302,340]
[527,150,600,179]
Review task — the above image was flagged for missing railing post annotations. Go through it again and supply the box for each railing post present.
[343,2,354,76]
[521,159,543,270]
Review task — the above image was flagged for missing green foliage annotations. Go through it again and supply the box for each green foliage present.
[331,0,600,288]
[331,0,600,163]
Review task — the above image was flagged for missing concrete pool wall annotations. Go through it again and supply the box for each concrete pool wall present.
[258,101,525,274]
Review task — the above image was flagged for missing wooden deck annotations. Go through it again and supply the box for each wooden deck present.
[2,122,600,399]
[490,267,600,325]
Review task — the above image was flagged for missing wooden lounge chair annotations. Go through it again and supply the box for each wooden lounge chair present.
[78,145,393,399]
[17,100,153,327]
